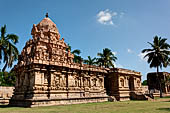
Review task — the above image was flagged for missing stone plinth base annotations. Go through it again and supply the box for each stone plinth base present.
[119,96,130,101]
[9,96,108,107]
[0,98,10,105]
[111,95,130,101]
[112,90,130,101]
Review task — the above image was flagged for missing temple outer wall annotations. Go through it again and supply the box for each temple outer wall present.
[0,86,14,104]
[9,64,108,107]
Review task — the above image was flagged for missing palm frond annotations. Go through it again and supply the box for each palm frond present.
[142,49,154,53]
[0,25,19,71]
[72,49,81,55]
[142,36,170,70]
[1,25,6,38]
[6,34,19,44]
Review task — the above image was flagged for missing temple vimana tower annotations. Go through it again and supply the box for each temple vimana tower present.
[9,14,143,107]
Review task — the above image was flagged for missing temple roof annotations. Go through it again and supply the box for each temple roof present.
[35,13,59,34]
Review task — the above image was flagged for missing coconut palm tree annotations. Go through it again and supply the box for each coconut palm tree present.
[66,44,83,64]
[84,56,96,65]
[96,48,117,68]
[72,49,83,63]
[0,25,19,72]
[142,36,170,98]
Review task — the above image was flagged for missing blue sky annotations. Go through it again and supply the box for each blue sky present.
[0,0,170,80]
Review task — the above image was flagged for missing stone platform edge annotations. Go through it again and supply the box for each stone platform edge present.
[9,96,109,107]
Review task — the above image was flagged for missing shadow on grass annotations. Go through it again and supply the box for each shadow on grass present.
[157,108,170,111]
[0,105,25,108]
[0,105,10,108]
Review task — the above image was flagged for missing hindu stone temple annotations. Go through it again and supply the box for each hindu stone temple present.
[9,14,143,107]
[147,72,170,94]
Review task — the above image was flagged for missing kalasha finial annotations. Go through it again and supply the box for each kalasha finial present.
[46,13,48,18]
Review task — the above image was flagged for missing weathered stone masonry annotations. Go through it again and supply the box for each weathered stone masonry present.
[0,87,14,104]
[105,68,142,101]
[9,15,107,107]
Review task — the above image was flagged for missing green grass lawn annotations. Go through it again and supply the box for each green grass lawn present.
[0,100,170,113]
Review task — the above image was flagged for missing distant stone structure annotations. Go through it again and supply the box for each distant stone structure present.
[9,14,143,107]
[147,72,170,94]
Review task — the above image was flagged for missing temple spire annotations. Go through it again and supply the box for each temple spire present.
[45,13,48,18]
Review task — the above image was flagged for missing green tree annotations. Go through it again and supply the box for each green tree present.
[0,25,19,72]
[84,56,96,65]
[96,48,117,68]
[72,49,83,63]
[142,36,170,98]
[0,71,16,86]
[142,80,147,85]
[66,44,83,64]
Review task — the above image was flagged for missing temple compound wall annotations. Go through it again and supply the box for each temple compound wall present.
[9,15,142,107]
[147,72,170,94]
[105,68,142,101]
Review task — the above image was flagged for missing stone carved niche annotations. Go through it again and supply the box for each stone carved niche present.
[99,78,103,87]
[44,73,48,85]
[68,74,75,87]
[96,78,100,87]
[83,77,88,87]
[137,80,141,87]
[38,49,44,60]
[52,74,60,88]
[125,76,129,87]
[60,74,66,87]
[74,77,79,87]
[91,78,97,87]
[35,71,44,85]
[72,73,81,88]
[120,78,124,87]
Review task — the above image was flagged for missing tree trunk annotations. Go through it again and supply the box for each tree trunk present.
[2,61,8,72]
[157,66,163,98]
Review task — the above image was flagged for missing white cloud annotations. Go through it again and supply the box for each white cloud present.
[114,62,123,68]
[97,9,117,25]
[96,9,125,26]
[138,52,148,62]
[112,51,117,55]
[127,49,133,53]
